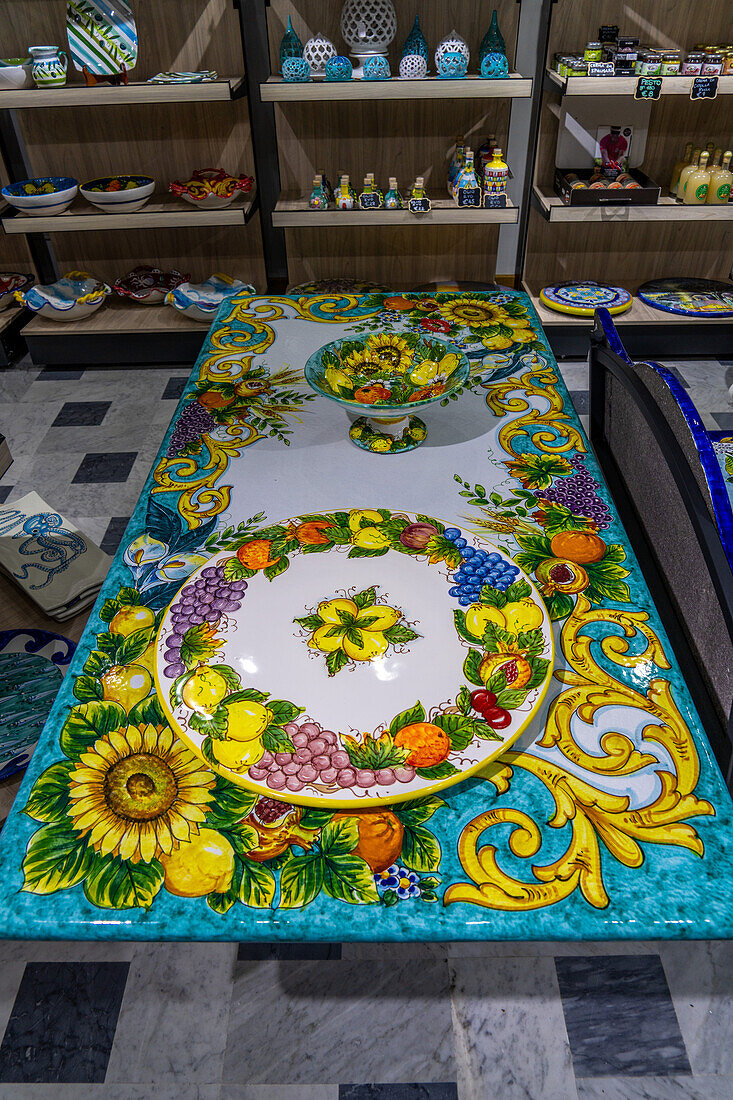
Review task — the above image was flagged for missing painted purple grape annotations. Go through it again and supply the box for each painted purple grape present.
[292,731,309,748]
[285,775,304,792]
[308,738,326,756]
[267,770,286,790]
[248,765,268,781]
[320,766,338,784]
[394,765,416,783]
[299,764,318,783]
[299,722,320,737]
[259,750,274,768]
[283,761,300,776]
[356,769,375,788]
[337,767,357,787]
[275,752,292,765]
[331,750,350,770]
[312,754,330,769]
[376,768,395,785]
[294,747,312,764]
[164,661,184,678]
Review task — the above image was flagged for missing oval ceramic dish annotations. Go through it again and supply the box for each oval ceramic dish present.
[164,274,254,323]
[0,272,34,311]
[154,510,554,809]
[80,175,155,214]
[1,177,78,217]
[0,57,32,89]
[539,281,633,317]
[169,168,254,210]
[637,277,733,318]
[17,270,111,321]
[113,265,190,304]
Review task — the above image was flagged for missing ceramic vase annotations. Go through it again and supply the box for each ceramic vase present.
[303,33,337,76]
[435,30,469,73]
[438,50,468,79]
[363,55,390,80]
[279,15,303,73]
[399,54,427,80]
[479,9,506,63]
[401,15,428,67]
[340,0,397,78]
[325,56,353,81]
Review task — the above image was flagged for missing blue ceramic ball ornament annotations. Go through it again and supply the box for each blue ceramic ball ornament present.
[438,50,468,79]
[282,57,311,82]
[363,55,391,80]
[481,51,509,78]
[325,55,353,81]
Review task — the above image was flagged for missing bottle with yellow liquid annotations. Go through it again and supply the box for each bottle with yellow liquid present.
[670,142,693,195]
[682,150,710,205]
[708,150,732,204]
[677,148,701,201]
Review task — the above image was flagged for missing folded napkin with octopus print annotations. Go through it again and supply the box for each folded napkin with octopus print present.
[0,492,110,618]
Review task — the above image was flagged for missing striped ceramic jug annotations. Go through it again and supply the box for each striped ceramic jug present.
[29,46,68,87]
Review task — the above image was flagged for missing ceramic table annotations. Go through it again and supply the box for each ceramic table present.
[1,289,732,943]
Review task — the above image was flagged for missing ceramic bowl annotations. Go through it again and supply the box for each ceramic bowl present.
[164,274,254,323]
[17,270,111,321]
[305,333,470,452]
[80,175,155,214]
[0,57,32,89]
[1,177,78,217]
[169,168,254,210]
[0,272,34,311]
[113,265,190,305]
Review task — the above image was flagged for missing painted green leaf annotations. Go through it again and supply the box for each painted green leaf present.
[225,687,270,705]
[117,586,141,605]
[118,628,153,665]
[210,665,241,692]
[432,713,475,752]
[526,655,550,689]
[83,853,164,910]
[482,621,517,652]
[415,760,460,780]
[347,546,389,559]
[262,727,295,753]
[223,556,256,581]
[323,854,380,904]
[23,761,73,824]
[60,701,126,760]
[204,777,258,829]
[267,699,305,726]
[400,823,442,872]
[72,675,104,703]
[457,685,472,715]
[383,624,420,644]
[22,823,93,894]
[127,695,167,728]
[239,858,276,908]
[453,609,479,645]
[225,821,260,858]
[83,649,113,678]
[320,817,359,855]
[264,556,289,581]
[300,807,335,830]
[294,614,324,630]
[477,586,506,610]
[495,687,529,710]
[472,722,502,741]
[462,650,484,687]
[325,649,349,677]
[393,795,446,828]
[189,707,228,740]
[278,853,324,909]
[180,623,222,668]
[546,591,575,621]
[514,532,552,557]
[98,598,120,623]
[424,534,462,568]
[208,858,243,914]
[383,887,399,906]
[504,579,532,603]
[389,700,425,736]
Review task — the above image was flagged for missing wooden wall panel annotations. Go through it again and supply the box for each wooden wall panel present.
[0,162,37,280]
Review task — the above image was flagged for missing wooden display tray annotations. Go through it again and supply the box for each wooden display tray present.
[546,69,733,97]
[2,191,257,233]
[273,195,518,227]
[533,186,733,222]
[261,74,531,102]
[0,77,246,108]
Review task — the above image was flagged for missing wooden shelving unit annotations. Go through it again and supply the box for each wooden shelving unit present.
[273,195,518,227]
[261,74,531,103]
[0,77,246,108]
[3,192,257,234]
[545,69,733,97]
[533,186,733,222]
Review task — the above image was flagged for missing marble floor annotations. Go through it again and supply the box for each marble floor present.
[0,353,733,1099]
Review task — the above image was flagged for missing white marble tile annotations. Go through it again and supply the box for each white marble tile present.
[449,956,578,1100]
[342,940,661,960]
[105,942,237,1084]
[576,1076,733,1099]
[0,401,65,461]
[221,1088,338,1100]
[661,941,733,1076]
[223,959,455,1085]
[0,1087,221,1100]
[0,939,137,963]
[0,361,39,402]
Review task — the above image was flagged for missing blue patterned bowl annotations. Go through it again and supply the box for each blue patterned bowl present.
[363,55,391,80]
[438,51,468,78]
[282,56,311,82]
[1,176,78,217]
[481,51,509,78]
[325,55,352,81]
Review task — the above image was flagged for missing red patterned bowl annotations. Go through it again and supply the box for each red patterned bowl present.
[113,265,190,305]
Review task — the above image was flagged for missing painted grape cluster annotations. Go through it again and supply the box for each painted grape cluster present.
[163,565,248,679]
[249,718,416,794]
[443,527,520,604]
[166,401,216,458]
[542,453,612,531]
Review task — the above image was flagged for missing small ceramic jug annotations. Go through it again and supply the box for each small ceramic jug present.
[30,46,68,88]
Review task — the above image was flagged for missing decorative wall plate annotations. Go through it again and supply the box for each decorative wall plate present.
[147,71,217,84]
[539,282,633,317]
[66,0,137,76]
[637,278,733,318]
[154,510,554,808]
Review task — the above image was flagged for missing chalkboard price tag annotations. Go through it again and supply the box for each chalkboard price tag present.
[358,192,382,210]
[482,193,507,209]
[456,186,481,208]
[690,76,718,100]
[408,197,431,214]
[634,76,662,100]
[599,25,619,42]
[587,62,615,77]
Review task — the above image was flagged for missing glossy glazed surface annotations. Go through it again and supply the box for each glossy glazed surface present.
[0,289,731,942]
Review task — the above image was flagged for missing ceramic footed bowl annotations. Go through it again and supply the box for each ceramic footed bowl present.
[1,177,78,217]
[0,57,32,89]
[305,333,470,453]
[16,271,111,320]
[165,274,255,323]
[169,169,254,210]
[113,265,190,305]
[0,272,34,311]
[80,175,155,214]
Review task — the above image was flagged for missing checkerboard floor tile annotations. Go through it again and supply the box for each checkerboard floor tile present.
[162,376,189,400]
[72,451,139,484]
[100,516,132,555]
[52,401,112,427]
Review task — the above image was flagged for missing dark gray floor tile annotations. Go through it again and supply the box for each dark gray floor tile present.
[712,413,733,430]
[36,368,85,381]
[100,515,132,555]
[569,390,589,414]
[52,401,112,427]
[72,452,138,484]
[237,942,342,961]
[0,960,129,1083]
[0,486,12,504]
[555,955,691,1078]
[340,1087,458,1100]
[162,377,189,400]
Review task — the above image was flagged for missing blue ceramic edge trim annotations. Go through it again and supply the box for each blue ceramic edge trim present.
[2,177,77,197]
[637,289,733,318]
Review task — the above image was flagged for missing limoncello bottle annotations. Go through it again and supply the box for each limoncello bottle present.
[670,142,693,195]
[682,150,710,205]
[677,148,701,201]
[708,150,732,205]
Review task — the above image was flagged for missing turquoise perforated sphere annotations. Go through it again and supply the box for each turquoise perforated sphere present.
[325,56,353,81]
[282,56,311,82]
[481,51,509,78]
[363,55,391,80]
[437,50,468,79]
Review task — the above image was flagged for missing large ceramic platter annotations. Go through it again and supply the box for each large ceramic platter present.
[637,278,733,318]
[66,0,137,75]
[539,282,632,317]
[154,509,554,808]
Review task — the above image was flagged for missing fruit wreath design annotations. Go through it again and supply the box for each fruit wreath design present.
[16,294,717,918]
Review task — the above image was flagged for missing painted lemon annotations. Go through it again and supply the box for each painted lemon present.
[224,699,272,742]
[502,599,544,635]
[309,624,345,653]
[409,359,439,386]
[135,640,157,677]
[465,604,506,639]
[212,736,265,770]
[358,605,400,630]
[161,828,235,897]
[181,668,230,713]
[348,509,383,533]
[352,527,390,550]
[325,366,353,392]
[101,664,152,709]
[318,597,357,623]
[437,352,461,376]
[482,334,514,351]
[109,604,155,637]
[342,630,389,662]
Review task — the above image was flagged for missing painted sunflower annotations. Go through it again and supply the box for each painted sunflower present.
[68,722,215,864]
[438,296,511,327]
[364,333,413,374]
[341,348,384,376]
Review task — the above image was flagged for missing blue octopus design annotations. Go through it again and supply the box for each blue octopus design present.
[0,510,87,590]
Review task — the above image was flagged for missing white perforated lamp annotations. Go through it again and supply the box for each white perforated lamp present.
[340,0,397,78]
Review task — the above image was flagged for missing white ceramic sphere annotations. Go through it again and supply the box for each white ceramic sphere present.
[435,29,470,70]
[303,33,337,75]
[340,0,397,52]
[399,54,427,80]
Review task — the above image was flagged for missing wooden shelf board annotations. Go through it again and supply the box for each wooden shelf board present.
[546,69,733,97]
[528,289,733,327]
[0,77,245,108]
[2,191,256,233]
[262,73,531,102]
[273,195,518,227]
[533,186,733,223]
[23,298,208,337]
[0,306,22,335]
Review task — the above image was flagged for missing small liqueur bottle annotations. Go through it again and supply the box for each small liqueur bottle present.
[477,134,497,182]
[318,170,334,203]
[482,147,509,203]
[384,177,404,208]
[408,175,431,211]
[682,150,710,205]
[448,136,465,194]
[452,149,481,204]
[669,141,693,195]
[309,175,329,209]
[411,176,427,199]
[359,175,384,209]
[707,150,732,204]
[335,174,355,209]
[677,148,701,201]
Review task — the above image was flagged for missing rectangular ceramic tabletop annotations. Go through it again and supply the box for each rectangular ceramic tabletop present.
[1,289,732,942]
